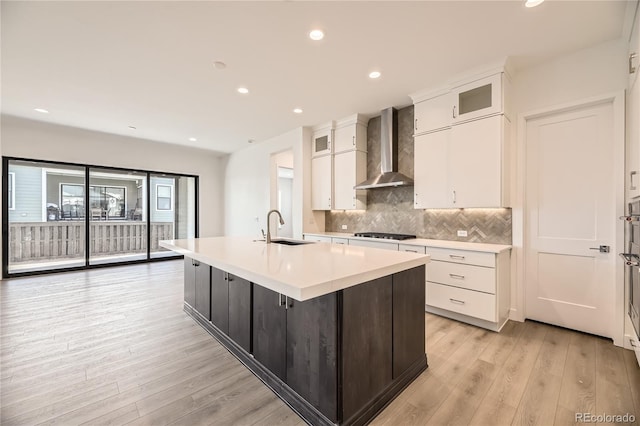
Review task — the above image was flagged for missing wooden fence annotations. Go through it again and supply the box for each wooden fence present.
[8,221,174,263]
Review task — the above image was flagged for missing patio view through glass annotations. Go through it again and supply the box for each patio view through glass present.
[4,158,197,276]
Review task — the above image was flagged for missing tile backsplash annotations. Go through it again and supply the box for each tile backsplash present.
[325,105,512,245]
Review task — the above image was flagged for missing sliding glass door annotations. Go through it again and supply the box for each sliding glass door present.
[150,174,197,259]
[3,157,198,277]
[89,168,148,265]
[6,159,86,274]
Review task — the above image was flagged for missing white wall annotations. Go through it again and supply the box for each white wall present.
[1,115,226,239]
[510,38,628,327]
[224,126,324,239]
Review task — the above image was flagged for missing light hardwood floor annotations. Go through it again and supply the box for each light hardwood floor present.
[1,260,638,425]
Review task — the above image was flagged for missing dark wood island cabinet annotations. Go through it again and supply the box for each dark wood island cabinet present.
[167,237,429,425]
[183,256,426,426]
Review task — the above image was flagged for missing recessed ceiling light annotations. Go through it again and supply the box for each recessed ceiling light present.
[309,29,324,41]
[369,71,381,79]
[213,61,226,69]
[128,125,137,130]
[293,108,303,114]
[189,137,197,142]
[237,87,249,94]
[525,0,544,7]
[34,108,49,114]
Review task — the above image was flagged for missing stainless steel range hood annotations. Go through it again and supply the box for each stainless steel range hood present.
[354,107,414,190]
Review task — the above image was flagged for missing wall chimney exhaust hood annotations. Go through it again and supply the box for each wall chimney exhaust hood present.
[354,107,414,190]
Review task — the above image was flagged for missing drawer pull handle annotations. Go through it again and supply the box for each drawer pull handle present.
[449,298,466,305]
[449,273,465,279]
[449,254,465,260]
[631,339,639,348]
[405,249,418,253]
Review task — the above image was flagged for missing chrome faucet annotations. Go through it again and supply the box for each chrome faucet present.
[266,209,284,243]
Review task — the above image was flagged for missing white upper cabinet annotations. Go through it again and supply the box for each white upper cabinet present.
[449,115,508,208]
[411,63,512,209]
[413,91,452,135]
[334,150,367,210]
[310,114,368,210]
[311,121,335,157]
[452,73,504,124]
[334,114,368,154]
[414,129,450,209]
[414,115,510,209]
[311,154,332,210]
[410,66,511,134]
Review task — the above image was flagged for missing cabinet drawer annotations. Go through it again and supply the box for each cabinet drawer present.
[428,260,495,294]
[304,235,332,243]
[348,239,399,251]
[425,246,495,267]
[331,237,349,245]
[426,282,496,322]
[398,244,426,254]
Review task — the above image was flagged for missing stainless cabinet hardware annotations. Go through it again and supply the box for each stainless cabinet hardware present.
[224,272,228,281]
[449,254,465,260]
[452,190,456,204]
[620,215,640,221]
[415,193,418,205]
[452,106,457,119]
[285,296,293,310]
[278,293,285,306]
[449,298,465,305]
[619,253,640,266]
[352,135,355,146]
[630,339,639,348]
[589,245,610,253]
[415,118,418,131]
[449,273,465,279]
[630,52,637,74]
[631,171,638,191]
[404,249,418,253]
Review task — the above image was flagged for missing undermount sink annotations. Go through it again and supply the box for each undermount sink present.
[270,239,313,246]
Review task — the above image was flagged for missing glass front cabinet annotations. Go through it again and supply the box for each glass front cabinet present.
[452,72,503,124]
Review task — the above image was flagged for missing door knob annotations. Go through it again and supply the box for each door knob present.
[589,245,610,253]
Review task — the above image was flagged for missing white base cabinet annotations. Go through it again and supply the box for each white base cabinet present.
[425,246,510,332]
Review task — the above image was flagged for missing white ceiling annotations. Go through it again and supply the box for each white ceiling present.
[1,1,630,155]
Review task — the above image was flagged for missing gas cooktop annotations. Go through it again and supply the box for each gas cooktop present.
[353,232,417,240]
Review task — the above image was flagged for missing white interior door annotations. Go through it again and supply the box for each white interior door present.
[525,100,617,338]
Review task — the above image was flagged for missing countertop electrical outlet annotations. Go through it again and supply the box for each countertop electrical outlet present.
[341,224,348,230]
[457,230,468,237]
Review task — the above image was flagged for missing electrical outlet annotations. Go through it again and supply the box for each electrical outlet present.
[255,216,260,222]
[341,224,348,230]
[457,230,468,237]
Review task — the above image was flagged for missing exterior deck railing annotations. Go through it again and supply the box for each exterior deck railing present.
[8,221,174,263]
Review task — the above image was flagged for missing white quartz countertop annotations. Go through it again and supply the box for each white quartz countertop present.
[303,232,512,253]
[160,237,429,301]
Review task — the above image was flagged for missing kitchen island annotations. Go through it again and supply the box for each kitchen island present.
[160,237,429,426]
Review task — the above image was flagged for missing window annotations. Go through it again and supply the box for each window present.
[60,184,85,219]
[8,172,15,210]
[156,184,172,211]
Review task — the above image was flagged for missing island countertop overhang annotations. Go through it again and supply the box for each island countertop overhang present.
[160,236,430,301]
